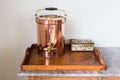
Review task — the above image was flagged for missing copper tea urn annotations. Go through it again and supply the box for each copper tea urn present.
[35,7,67,58]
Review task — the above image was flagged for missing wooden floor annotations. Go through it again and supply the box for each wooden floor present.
[29,76,120,80]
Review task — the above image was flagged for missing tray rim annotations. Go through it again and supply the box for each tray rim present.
[21,44,106,71]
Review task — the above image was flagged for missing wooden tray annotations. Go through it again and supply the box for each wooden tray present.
[21,44,106,70]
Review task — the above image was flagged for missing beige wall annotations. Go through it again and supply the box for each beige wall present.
[0,0,120,80]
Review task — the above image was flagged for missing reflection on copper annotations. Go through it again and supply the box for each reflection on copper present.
[36,15,66,58]
[45,51,49,59]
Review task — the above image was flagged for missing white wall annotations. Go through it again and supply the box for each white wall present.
[0,0,120,80]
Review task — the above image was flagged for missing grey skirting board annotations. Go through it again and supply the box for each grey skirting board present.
[18,47,120,77]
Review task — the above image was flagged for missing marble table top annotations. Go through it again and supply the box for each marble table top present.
[18,47,120,77]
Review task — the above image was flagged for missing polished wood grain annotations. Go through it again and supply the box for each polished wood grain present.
[21,44,106,70]
[29,76,120,80]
